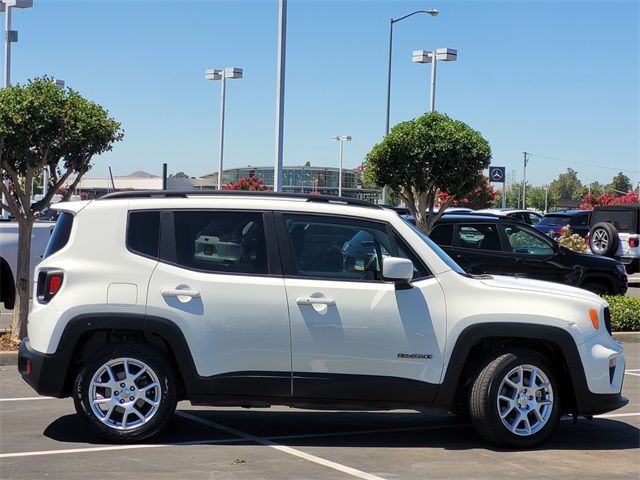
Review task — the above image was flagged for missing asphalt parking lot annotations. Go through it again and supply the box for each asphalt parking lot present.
[0,343,638,480]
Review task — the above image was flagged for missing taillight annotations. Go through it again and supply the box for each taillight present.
[629,236,639,248]
[36,270,64,303]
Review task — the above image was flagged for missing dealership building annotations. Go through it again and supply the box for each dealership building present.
[68,165,380,201]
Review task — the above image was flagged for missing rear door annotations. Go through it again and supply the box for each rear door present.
[146,209,291,397]
[449,223,511,275]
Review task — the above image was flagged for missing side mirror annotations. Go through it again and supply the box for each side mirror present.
[382,257,413,290]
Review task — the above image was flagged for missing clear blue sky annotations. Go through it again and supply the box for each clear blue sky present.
[7,0,640,189]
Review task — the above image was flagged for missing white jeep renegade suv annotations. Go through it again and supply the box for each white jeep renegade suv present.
[18,191,627,448]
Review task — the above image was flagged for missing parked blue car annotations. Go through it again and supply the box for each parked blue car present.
[534,209,592,239]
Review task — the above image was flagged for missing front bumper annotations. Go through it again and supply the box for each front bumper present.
[18,338,69,398]
[574,333,628,416]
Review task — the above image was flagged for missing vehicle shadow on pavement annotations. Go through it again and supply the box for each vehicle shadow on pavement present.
[42,410,640,452]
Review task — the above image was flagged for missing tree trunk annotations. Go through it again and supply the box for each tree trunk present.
[11,218,35,342]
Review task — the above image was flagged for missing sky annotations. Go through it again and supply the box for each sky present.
[5,0,640,189]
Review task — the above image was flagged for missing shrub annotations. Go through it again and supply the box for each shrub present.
[603,296,640,332]
[557,225,587,253]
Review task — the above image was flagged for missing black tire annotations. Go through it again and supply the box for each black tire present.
[580,280,610,296]
[589,222,619,257]
[469,350,561,448]
[73,343,177,443]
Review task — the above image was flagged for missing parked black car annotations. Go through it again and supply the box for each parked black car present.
[423,214,628,295]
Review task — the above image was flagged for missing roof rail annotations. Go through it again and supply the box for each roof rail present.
[98,190,382,209]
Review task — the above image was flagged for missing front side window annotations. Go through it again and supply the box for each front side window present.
[284,215,392,280]
[170,211,268,274]
[503,224,554,255]
[429,224,454,246]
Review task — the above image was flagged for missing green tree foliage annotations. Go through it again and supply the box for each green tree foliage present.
[549,168,583,201]
[170,171,190,179]
[526,186,558,212]
[366,112,491,233]
[0,77,123,340]
[605,172,632,195]
[583,181,603,198]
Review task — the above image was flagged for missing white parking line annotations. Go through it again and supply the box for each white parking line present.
[0,396,56,402]
[594,412,640,419]
[177,411,389,480]
[625,372,640,377]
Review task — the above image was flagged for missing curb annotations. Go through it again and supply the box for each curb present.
[0,333,638,365]
[0,351,17,366]
[613,332,640,343]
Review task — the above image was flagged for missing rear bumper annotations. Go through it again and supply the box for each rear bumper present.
[618,256,639,275]
[18,338,69,398]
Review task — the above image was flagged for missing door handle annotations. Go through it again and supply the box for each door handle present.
[296,296,336,306]
[161,288,201,298]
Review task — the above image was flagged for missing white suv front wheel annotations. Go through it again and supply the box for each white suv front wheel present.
[469,350,561,448]
[73,344,177,442]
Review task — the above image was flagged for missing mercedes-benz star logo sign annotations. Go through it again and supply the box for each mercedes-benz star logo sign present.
[490,168,504,182]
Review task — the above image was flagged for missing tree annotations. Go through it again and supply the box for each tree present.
[366,112,491,233]
[525,186,558,212]
[580,191,639,209]
[605,172,632,196]
[169,171,189,179]
[223,176,269,191]
[548,168,583,201]
[438,174,497,209]
[583,181,603,198]
[0,77,123,341]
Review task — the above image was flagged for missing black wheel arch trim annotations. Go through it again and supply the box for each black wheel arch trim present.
[433,322,627,416]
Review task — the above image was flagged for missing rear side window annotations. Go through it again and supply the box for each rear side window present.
[570,213,590,227]
[429,224,453,246]
[538,215,569,226]
[43,212,73,259]
[455,224,502,251]
[170,211,268,275]
[128,211,161,258]
[591,210,634,232]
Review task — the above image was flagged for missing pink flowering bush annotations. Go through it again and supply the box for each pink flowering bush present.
[557,225,587,253]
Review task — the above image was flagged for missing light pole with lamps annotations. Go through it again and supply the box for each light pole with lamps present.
[1,0,32,220]
[332,135,352,197]
[412,48,457,112]
[382,7,438,204]
[205,67,243,190]
[1,0,32,88]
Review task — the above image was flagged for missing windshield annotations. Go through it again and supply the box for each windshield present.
[538,215,569,226]
[402,218,466,275]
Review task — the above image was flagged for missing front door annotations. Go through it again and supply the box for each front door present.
[276,213,446,404]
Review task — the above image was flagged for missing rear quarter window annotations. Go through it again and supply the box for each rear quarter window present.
[43,212,73,259]
[127,211,161,258]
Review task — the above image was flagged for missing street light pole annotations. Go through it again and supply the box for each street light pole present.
[1,0,33,220]
[205,67,243,190]
[412,48,457,112]
[382,8,438,204]
[274,0,287,193]
[522,151,530,209]
[333,135,352,197]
